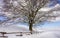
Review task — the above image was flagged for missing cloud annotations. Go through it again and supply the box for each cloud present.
[55,17,60,21]
[39,7,52,11]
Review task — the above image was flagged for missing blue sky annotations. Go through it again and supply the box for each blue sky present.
[0,0,60,28]
[0,16,7,21]
[41,21,60,27]
[49,0,60,7]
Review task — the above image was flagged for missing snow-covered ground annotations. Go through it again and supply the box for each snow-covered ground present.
[0,24,60,38]
[1,30,60,38]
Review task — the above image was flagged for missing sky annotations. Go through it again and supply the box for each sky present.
[0,16,7,21]
[0,0,60,28]
[48,0,60,7]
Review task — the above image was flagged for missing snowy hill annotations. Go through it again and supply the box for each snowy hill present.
[0,24,29,32]
[0,23,60,38]
[4,30,60,38]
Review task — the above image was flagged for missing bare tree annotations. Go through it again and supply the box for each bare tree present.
[2,0,54,33]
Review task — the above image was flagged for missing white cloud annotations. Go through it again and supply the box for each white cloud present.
[55,17,60,21]
[54,4,60,7]
[39,7,52,11]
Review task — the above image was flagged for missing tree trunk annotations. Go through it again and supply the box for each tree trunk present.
[29,23,33,31]
[29,19,33,34]
[29,23,33,34]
